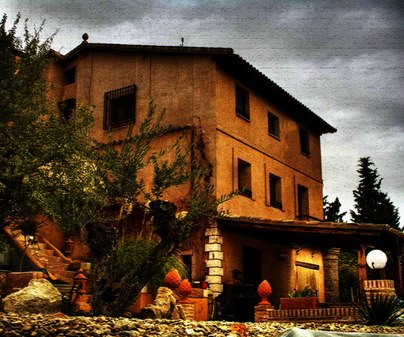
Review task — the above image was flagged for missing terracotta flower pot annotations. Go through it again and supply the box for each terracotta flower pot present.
[179,279,193,303]
[279,297,318,309]
[164,269,181,290]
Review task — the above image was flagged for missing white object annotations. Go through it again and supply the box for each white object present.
[366,249,387,269]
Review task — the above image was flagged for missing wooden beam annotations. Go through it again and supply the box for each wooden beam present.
[296,261,320,270]
[358,245,367,293]
[393,238,403,296]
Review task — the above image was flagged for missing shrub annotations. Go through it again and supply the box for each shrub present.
[288,286,317,298]
[354,293,404,325]
[114,239,188,291]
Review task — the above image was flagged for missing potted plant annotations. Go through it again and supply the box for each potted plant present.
[279,286,318,309]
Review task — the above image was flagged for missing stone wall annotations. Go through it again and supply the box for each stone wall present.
[204,223,224,296]
[254,306,360,323]
[363,279,396,302]
[322,248,340,304]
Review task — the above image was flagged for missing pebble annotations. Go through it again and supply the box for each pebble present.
[0,312,403,336]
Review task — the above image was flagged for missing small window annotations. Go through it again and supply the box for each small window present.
[235,85,249,120]
[58,98,76,120]
[64,67,76,85]
[297,184,309,220]
[299,128,310,155]
[238,158,252,198]
[268,112,280,138]
[269,174,282,209]
[181,254,192,280]
[104,84,136,130]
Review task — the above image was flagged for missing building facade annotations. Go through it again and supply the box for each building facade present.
[42,36,404,321]
[47,37,337,315]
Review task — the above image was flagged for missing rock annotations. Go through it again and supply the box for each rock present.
[141,287,185,320]
[2,278,62,314]
[0,312,403,336]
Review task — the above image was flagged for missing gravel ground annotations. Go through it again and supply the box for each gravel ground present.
[0,313,403,336]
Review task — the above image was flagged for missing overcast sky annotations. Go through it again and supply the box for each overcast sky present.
[2,0,403,227]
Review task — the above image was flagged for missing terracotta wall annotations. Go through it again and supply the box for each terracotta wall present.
[50,50,325,221]
[45,49,328,296]
[214,67,324,220]
[221,231,290,306]
[221,230,325,305]
[68,52,217,145]
[292,248,325,303]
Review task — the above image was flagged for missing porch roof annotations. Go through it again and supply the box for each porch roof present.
[217,217,404,251]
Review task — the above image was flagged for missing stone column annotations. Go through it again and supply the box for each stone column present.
[204,220,224,297]
[322,247,340,304]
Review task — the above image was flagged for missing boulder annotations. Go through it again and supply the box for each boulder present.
[141,286,185,319]
[2,278,62,313]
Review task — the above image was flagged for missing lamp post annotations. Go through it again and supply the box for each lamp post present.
[363,249,396,303]
[366,249,387,279]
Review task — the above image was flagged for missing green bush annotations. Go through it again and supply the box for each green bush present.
[288,286,317,298]
[114,239,188,291]
[354,293,404,325]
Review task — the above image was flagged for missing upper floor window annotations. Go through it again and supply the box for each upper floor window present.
[64,67,76,85]
[269,174,282,209]
[299,128,310,156]
[268,112,280,138]
[238,158,252,198]
[103,84,136,130]
[58,98,76,120]
[236,85,250,120]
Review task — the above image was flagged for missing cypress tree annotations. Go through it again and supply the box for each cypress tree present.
[350,157,400,229]
[323,196,346,222]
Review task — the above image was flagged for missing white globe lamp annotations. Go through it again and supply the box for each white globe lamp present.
[366,249,387,270]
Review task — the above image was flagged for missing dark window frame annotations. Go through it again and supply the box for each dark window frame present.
[58,98,76,120]
[269,173,282,209]
[299,128,310,156]
[103,84,136,130]
[268,112,280,138]
[235,85,250,121]
[64,67,76,85]
[297,184,309,220]
[238,158,252,198]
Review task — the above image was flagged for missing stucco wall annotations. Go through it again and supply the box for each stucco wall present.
[221,230,325,305]
[214,67,324,220]
[50,49,325,221]
[44,48,330,302]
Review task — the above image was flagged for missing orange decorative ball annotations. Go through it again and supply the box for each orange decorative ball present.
[164,269,181,290]
[178,279,193,303]
[257,280,272,305]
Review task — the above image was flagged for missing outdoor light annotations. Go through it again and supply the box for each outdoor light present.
[366,249,387,270]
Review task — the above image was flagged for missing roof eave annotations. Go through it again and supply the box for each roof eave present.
[214,54,337,135]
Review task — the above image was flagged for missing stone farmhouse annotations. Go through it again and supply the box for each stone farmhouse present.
[3,35,403,321]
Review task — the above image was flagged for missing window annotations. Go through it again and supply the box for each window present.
[181,254,192,280]
[64,67,76,85]
[299,128,310,155]
[58,98,76,120]
[269,174,282,209]
[238,158,252,198]
[297,184,309,220]
[242,246,261,286]
[104,84,136,130]
[268,112,280,138]
[235,85,249,120]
